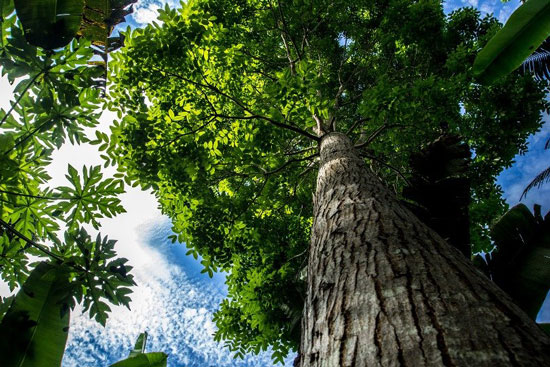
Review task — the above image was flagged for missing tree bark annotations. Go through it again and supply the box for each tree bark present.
[299,132,550,366]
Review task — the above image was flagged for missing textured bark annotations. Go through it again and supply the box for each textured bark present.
[299,132,550,367]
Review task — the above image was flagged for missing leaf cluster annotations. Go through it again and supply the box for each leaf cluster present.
[0,4,133,332]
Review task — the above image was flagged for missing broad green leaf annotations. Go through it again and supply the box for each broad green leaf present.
[129,332,148,358]
[540,323,550,335]
[110,352,168,367]
[0,0,13,19]
[0,295,15,320]
[489,204,550,319]
[0,262,70,367]
[14,0,84,49]
[473,0,550,84]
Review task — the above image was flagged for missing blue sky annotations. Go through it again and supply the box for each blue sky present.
[1,0,549,366]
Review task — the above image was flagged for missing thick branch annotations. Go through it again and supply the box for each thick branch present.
[360,152,410,185]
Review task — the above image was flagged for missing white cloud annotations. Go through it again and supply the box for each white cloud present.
[479,1,496,16]
[62,220,291,367]
[498,120,550,213]
[497,1,520,24]
[131,0,182,25]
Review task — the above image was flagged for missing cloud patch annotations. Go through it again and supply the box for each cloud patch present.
[131,0,182,25]
[62,221,294,367]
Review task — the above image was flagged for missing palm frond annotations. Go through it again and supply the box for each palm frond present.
[522,38,550,80]
[521,165,550,199]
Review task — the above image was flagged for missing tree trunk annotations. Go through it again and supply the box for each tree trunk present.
[299,132,550,366]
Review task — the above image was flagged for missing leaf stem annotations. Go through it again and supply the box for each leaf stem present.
[0,72,43,128]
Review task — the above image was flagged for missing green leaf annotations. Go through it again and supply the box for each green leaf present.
[0,295,15,321]
[14,0,84,49]
[0,262,70,367]
[489,204,550,319]
[129,332,148,358]
[0,0,13,19]
[540,323,550,336]
[473,0,550,84]
[110,352,168,367]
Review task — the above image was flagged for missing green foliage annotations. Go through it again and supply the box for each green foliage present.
[129,332,148,357]
[105,0,548,361]
[110,353,168,367]
[110,332,168,367]
[0,0,13,20]
[473,0,550,84]
[0,0,134,338]
[14,0,85,49]
[475,204,550,319]
[55,164,126,231]
[0,262,70,367]
[56,228,135,326]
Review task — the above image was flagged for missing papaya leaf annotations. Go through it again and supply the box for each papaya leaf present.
[473,0,550,84]
[55,165,125,230]
[58,228,135,325]
[14,0,84,50]
[0,262,71,367]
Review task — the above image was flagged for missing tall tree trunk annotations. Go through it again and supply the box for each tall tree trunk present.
[299,132,550,366]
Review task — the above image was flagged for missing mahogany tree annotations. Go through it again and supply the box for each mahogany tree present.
[105,0,550,364]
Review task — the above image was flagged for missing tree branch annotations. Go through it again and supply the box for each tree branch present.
[158,68,319,141]
[262,152,319,176]
[0,72,43,128]
[346,117,370,136]
[359,152,410,185]
[0,217,63,262]
[0,189,66,201]
[153,117,216,151]
[354,123,410,149]
[285,145,316,156]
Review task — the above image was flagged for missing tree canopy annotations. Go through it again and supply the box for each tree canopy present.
[104,0,549,361]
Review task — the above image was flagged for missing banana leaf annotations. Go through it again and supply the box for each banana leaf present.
[110,352,168,367]
[129,332,148,358]
[0,262,71,367]
[110,332,167,367]
[14,0,84,49]
[488,204,550,319]
[473,0,550,84]
[0,0,13,19]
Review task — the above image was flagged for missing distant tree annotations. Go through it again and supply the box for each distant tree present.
[107,0,550,365]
